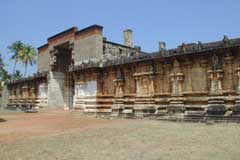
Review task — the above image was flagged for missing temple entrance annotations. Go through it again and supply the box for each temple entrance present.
[48,42,74,109]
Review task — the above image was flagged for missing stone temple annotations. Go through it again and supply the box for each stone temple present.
[4,25,240,120]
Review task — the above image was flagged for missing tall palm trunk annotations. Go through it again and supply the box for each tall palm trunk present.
[24,63,27,77]
[12,60,17,74]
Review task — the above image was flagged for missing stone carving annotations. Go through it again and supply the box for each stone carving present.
[134,74,155,96]
[114,79,124,96]
[30,87,36,98]
[74,81,97,98]
[22,85,29,98]
[208,69,223,94]
[38,83,47,98]
[235,67,240,93]
[223,35,230,45]
[170,60,184,95]
[114,69,125,96]
[133,63,156,96]
[212,54,223,70]
[208,55,224,94]
[224,54,234,91]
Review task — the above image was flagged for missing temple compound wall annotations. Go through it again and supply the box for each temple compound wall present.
[5,25,240,121]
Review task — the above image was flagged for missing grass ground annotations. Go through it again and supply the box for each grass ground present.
[0,108,240,160]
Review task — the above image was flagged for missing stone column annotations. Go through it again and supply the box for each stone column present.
[177,73,184,94]
[217,69,223,92]
[208,69,223,95]
[22,85,29,98]
[114,80,124,96]
[224,55,234,91]
[149,75,155,95]
[208,70,216,94]
[235,67,240,94]
[170,73,184,96]
[30,87,36,98]
[200,58,208,92]
[158,69,164,94]
[170,73,177,95]
[185,61,192,92]
[135,77,140,95]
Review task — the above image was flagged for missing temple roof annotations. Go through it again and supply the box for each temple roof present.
[70,36,240,71]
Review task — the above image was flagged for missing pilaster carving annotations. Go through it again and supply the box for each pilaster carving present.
[133,64,156,96]
[114,69,125,96]
[30,87,36,98]
[184,60,192,92]
[200,58,208,92]
[158,68,164,94]
[208,69,223,95]
[208,55,224,95]
[235,67,240,94]
[170,60,184,96]
[22,85,29,98]
[38,83,47,98]
[224,54,234,91]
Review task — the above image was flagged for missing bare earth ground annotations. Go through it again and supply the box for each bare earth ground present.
[0,109,240,160]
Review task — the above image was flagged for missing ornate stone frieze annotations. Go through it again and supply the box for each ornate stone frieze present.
[133,72,156,96]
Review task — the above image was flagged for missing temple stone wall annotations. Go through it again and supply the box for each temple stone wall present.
[6,24,240,121]
[74,33,103,65]
[0,85,9,108]
[70,50,240,120]
[47,72,65,108]
[38,47,51,72]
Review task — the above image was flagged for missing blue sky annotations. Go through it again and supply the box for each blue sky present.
[0,0,239,75]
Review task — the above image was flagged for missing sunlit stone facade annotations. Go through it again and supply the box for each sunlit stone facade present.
[5,25,240,120]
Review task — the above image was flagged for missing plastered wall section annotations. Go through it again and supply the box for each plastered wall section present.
[74,33,103,64]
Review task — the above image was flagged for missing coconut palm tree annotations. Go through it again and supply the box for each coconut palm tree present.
[7,41,24,74]
[18,44,37,77]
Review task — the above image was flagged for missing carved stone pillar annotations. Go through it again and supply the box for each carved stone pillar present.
[112,69,125,117]
[170,73,177,95]
[158,69,164,94]
[16,87,20,100]
[177,73,184,94]
[135,77,140,95]
[235,67,240,94]
[149,75,155,95]
[200,58,208,92]
[30,87,36,98]
[185,61,192,92]
[22,85,29,98]
[114,79,125,96]
[234,66,240,116]
[217,69,224,91]
[114,69,125,96]
[208,69,223,95]
[96,70,103,95]
[224,55,234,91]
[170,73,184,96]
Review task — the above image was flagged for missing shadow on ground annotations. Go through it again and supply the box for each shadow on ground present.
[0,118,6,122]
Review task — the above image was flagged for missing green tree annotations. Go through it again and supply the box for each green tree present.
[18,44,37,77]
[7,41,24,74]
[0,54,10,90]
